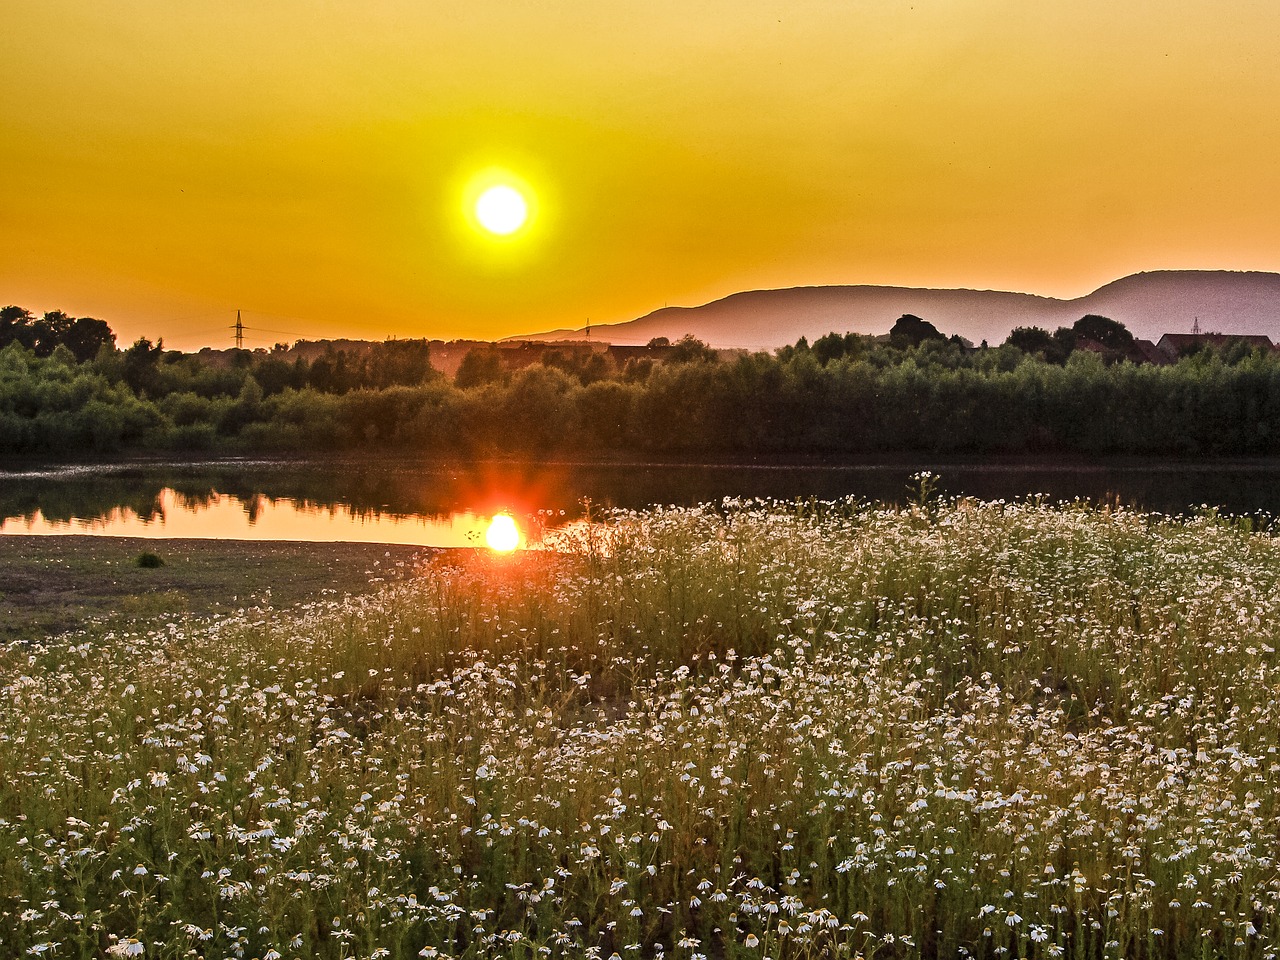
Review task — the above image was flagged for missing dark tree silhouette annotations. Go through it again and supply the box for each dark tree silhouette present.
[1005,326,1069,363]
[0,306,117,360]
[62,317,116,362]
[454,345,505,388]
[123,337,164,394]
[1073,314,1134,350]
[812,332,865,365]
[890,314,946,348]
[1052,326,1078,354]
[668,334,718,364]
[0,305,38,351]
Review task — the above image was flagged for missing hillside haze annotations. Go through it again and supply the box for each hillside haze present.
[515,270,1280,349]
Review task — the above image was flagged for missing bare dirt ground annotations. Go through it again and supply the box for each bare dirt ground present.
[0,536,436,643]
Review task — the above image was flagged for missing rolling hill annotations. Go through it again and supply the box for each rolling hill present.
[512,270,1280,349]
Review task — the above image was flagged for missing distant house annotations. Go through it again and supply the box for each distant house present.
[1073,337,1170,365]
[497,340,597,372]
[1156,332,1276,359]
[605,344,676,364]
[1129,339,1170,365]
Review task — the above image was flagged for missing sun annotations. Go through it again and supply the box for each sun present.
[485,513,521,552]
[475,185,528,236]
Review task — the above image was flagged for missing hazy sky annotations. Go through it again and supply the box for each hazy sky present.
[3,1,1279,349]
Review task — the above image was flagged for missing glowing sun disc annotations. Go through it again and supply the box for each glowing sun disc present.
[485,514,520,552]
[475,185,528,235]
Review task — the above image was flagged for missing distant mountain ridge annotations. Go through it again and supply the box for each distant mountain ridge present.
[512,270,1280,349]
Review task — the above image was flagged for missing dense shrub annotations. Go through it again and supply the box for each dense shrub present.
[4,334,1280,457]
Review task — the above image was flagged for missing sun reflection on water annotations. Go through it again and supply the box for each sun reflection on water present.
[0,488,565,550]
[484,514,521,552]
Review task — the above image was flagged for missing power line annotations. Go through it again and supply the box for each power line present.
[220,309,300,348]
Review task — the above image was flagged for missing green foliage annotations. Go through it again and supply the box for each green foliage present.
[0,344,163,452]
[811,330,866,364]
[454,344,506,388]
[1005,325,1069,363]
[133,551,164,568]
[667,333,718,363]
[122,337,164,395]
[540,346,616,385]
[3,317,1280,457]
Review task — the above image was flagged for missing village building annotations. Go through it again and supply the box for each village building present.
[1155,332,1276,359]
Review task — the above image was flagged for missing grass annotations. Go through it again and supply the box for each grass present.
[0,536,432,644]
[2,498,1280,959]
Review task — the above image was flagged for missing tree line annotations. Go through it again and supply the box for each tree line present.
[1,306,116,361]
[2,305,1279,457]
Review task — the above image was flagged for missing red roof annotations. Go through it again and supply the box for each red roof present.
[1157,332,1275,356]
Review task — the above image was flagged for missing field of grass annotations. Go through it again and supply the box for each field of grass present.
[0,536,431,644]
[3,496,1280,959]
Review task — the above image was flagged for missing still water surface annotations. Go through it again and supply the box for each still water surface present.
[2,457,1279,547]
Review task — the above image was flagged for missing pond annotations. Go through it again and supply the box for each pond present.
[2,456,1279,547]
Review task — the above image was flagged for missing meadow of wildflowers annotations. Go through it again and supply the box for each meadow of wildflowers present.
[3,497,1280,959]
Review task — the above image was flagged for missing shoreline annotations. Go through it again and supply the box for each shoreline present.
[0,535,440,645]
[9,450,1280,476]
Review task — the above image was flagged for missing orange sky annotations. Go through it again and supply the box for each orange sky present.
[3,1,1279,350]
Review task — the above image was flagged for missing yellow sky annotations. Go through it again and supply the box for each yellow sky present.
[3,0,1279,350]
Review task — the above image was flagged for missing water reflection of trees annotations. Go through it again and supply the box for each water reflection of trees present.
[0,461,596,526]
[0,471,413,526]
[1,478,168,525]
[5,459,1280,527]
